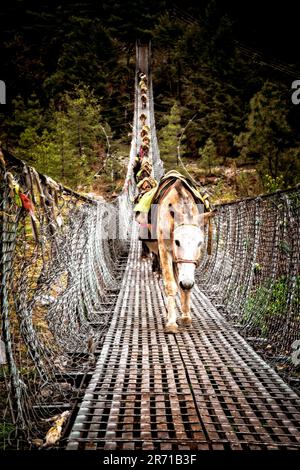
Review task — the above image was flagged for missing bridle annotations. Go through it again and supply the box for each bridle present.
[172,223,200,268]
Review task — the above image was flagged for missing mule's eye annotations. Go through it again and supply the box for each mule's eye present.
[175,240,180,247]
[198,241,202,247]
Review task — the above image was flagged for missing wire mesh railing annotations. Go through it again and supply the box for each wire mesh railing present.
[0,149,131,448]
[0,42,150,450]
[197,188,300,391]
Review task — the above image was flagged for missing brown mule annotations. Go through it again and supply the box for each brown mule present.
[144,180,214,333]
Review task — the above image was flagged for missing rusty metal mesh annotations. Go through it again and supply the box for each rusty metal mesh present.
[197,189,300,390]
[0,150,131,448]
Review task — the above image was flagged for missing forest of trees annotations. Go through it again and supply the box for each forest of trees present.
[0,0,299,194]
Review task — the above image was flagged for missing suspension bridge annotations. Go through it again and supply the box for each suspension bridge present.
[1,44,300,451]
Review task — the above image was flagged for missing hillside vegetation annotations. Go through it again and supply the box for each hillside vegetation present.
[1,1,299,201]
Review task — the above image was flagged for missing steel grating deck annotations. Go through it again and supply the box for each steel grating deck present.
[67,235,300,451]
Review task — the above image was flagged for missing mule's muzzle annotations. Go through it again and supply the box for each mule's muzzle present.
[179,280,194,290]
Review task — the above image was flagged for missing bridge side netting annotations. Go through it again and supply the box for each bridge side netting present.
[0,42,162,448]
[0,150,130,447]
[197,188,300,389]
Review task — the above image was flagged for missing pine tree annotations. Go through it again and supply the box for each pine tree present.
[1,94,48,157]
[158,101,186,170]
[199,137,217,173]
[235,81,291,182]
[4,87,112,188]
[51,87,111,187]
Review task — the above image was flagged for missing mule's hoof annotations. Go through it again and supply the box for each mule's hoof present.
[181,316,192,326]
[165,324,179,334]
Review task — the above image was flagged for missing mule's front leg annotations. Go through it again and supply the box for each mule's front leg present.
[180,288,192,326]
[165,284,179,334]
[160,250,179,333]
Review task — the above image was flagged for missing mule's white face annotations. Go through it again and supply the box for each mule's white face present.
[173,224,205,290]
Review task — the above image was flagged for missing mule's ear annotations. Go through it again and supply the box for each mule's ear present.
[202,210,216,226]
[135,211,147,224]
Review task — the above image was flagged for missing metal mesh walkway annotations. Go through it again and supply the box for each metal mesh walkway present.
[67,233,300,451]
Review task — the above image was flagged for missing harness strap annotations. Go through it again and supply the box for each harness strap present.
[174,258,199,267]
[174,223,199,231]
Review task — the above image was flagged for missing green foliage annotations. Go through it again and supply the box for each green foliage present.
[236,170,263,198]
[5,87,112,188]
[210,178,237,204]
[0,422,15,449]
[242,276,300,336]
[158,101,185,169]
[1,94,50,156]
[199,137,217,172]
[263,174,284,193]
[42,17,116,98]
[1,2,300,192]
[151,10,254,160]
[235,81,300,187]
[101,0,166,43]
[55,86,111,186]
